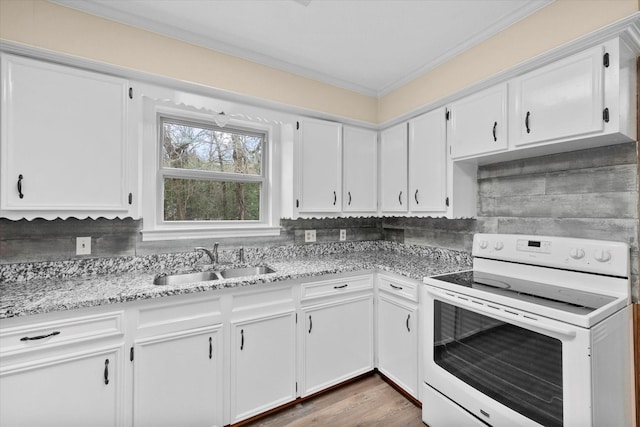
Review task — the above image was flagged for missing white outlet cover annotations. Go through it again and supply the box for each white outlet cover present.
[76,236,91,255]
[340,229,346,241]
[305,230,316,243]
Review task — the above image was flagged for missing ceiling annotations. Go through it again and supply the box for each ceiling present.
[53,0,553,98]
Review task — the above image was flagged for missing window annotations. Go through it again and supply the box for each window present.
[160,117,264,222]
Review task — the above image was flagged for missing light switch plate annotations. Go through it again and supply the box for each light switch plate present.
[76,236,91,255]
[304,230,316,243]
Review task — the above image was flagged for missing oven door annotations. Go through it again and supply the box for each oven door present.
[422,285,593,427]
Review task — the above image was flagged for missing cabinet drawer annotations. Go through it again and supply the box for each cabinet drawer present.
[301,275,373,301]
[136,293,222,337]
[0,311,124,356]
[377,275,418,302]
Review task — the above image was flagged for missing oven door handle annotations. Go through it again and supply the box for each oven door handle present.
[426,287,577,339]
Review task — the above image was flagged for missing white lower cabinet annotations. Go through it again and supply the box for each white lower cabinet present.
[132,325,223,427]
[0,270,425,426]
[229,311,297,423]
[377,295,418,398]
[376,274,420,399]
[0,346,124,427]
[301,282,374,396]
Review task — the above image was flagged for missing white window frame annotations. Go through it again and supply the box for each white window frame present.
[140,95,280,241]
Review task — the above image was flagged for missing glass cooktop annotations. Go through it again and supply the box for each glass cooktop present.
[430,270,616,315]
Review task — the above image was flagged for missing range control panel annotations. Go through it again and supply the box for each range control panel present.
[473,234,629,277]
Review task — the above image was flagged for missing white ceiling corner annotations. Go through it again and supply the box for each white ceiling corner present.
[50,0,554,98]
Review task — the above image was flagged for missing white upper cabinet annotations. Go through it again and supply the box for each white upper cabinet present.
[343,126,377,213]
[448,84,508,159]
[0,54,133,220]
[409,108,448,213]
[296,118,342,213]
[380,123,408,213]
[509,38,636,149]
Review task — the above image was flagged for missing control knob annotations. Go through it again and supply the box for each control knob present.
[479,240,489,249]
[494,241,504,251]
[569,248,585,260]
[594,249,611,263]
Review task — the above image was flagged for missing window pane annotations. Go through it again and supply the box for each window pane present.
[162,120,262,175]
[164,178,261,221]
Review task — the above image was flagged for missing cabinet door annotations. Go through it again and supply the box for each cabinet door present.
[0,346,123,427]
[297,119,342,212]
[343,126,377,213]
[377,295,418,398]
[449,84,508,159]
[380,123,408,213]
[510,44,605,147]
[0,54,129,218]
[408,109,447,213]
[230,311,297,423]
[133,326,223,427]
[302,295,374,396]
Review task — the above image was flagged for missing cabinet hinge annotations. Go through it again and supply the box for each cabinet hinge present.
[603,107,610,123]
[296,121,300,130]
[445,109,450,121]
[603,52,610,68]
[445,197,450,207]
[128,87,133,99]
[128,193,133,205]
[130,346,134,362]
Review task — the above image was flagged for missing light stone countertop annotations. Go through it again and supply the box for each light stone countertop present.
[0,248,472,319]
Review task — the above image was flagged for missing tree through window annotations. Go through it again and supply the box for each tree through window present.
[160,118,264,221]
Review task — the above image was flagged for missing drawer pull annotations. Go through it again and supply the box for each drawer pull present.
[104,359,110,385]
[406,314,411,332]
[308,315,313,334]
[240,329,244,351]
[209,337,213,359]
[333,284,348,289]
[390,284,403,291]
[20,331,60,341]
[492,121,497,141]
[525,111,531,134]
[333,191,337,206]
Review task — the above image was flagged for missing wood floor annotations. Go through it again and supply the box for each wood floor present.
[241,374,424,427]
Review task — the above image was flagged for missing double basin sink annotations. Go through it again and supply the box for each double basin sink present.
[154,266,275,286]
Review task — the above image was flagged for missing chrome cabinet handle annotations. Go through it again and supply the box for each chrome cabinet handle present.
[104,359,110,385]
[333,191,337,205]
[492,121,497,141]
[414,189,419,204]
[240,329,244,351]
[406,314,411,332]
[348,192,352,206]
[398,191,402,206]
[334,284,348,289]
[17,174,24,199]
[308,315,312,334]
[525,111,531,134]
[20,331,60,341]
[390,283,403,290]
[209,337,213,359]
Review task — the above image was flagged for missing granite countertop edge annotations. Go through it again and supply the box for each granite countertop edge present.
[0,250,472,320]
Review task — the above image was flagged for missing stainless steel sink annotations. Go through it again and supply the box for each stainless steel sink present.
[217,266,276,279]
[153,266,276,285]
[153,271,219,286]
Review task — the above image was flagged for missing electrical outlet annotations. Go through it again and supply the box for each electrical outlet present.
[304,230,316,243]
[340,229,346,241]
[76,236,91,255]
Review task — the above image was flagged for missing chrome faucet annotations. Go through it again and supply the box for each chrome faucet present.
[195,242,219,264]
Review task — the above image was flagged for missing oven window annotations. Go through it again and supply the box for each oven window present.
[434,301,563,427]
